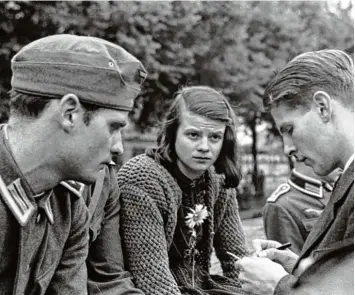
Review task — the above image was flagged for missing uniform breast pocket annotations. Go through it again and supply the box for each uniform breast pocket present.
[35,263,57,292]
[302,217,319,233]
[89,215,103,244]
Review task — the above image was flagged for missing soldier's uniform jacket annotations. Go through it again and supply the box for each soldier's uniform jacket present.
[0,127,89,295]
[81,164,144,295]
[263,169,333,254]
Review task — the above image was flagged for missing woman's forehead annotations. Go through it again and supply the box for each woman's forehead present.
[179,109,226,131]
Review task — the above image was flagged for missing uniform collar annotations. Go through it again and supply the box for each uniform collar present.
[0,126,54,226]
[288,169,331,198]
[35,189,54,224]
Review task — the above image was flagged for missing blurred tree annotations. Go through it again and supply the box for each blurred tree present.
[0,0,353,193]
[0,1,59,122]
[0,1,352,125]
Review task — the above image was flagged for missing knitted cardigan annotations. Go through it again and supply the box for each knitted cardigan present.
[117,154,248,294]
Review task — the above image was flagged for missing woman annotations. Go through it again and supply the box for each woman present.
[117,86,249,295]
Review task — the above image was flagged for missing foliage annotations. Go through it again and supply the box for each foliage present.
[0,1,353,128]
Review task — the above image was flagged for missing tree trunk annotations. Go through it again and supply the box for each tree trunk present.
[248,111,259,198]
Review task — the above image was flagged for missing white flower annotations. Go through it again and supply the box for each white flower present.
[185,204,209,229]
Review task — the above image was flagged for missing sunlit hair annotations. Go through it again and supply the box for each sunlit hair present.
[263,49,354,112]
[148,86,241,188]
[9,90,100,125]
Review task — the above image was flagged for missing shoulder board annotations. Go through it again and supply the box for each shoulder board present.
[60,181,85,198]
[267,183,291,203]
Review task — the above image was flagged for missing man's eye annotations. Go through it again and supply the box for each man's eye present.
[110,126,118,134]
[286,126,293,134]
[281,125,293,134]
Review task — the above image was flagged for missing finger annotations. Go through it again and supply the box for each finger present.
[251,239,265,252]
[252,239,280,252]
[235,259,243,270]
[258,248,278,260]
[235,257,251,271]
[259,248,294,264]
[238,271,247,283]
[250,250,258,257]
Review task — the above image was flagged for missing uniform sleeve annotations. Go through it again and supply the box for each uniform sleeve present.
[119,184,181,295]
[344,190,354,240]
[87,185,145,295]
[274,274,296,295]
[46,197,89,295]
[214,189,248,279]
[263,202,304,254]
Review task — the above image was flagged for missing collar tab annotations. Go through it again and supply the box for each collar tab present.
[0,176,36,226]
[37,190,54,224]
[60,181,85,198]
[289,169,324,198]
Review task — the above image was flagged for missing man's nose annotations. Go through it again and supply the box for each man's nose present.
[110,131,124,155]
[283,137,296,158]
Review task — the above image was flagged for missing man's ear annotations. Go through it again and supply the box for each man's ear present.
[313,91,332,122]
[59,94,81,132]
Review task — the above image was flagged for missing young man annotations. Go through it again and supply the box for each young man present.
[263,161,340,254]
[236,49,354,294]
[83,138,146,295]
[0,34,146,295]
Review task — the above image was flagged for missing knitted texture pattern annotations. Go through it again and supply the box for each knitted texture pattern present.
[117,154,248,295]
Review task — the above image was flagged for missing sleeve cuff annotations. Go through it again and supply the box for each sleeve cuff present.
[274,274,298,295]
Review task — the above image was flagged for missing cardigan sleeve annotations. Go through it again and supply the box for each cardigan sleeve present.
[214,188,249,279]
[119,184,181,295]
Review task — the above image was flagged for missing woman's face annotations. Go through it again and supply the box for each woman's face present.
[175,109,226,179]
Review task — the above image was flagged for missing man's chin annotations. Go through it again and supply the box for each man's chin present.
[311,165,330,177]
[79,172,101,185]
[79,178,95,185]
[304,159,318,171]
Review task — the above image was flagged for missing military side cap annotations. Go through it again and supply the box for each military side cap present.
[267,183,290,202]
[11,34,147,111]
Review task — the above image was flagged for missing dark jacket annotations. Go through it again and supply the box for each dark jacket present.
[83,164,144,295]
[263,169,332,254]
[274,161,354,295]
[0,130,89,295]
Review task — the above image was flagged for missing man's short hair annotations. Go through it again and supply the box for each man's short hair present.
[263,49,354,111]
[9,90,100,126]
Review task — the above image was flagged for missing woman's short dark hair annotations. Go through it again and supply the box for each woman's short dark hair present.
[149,85,241,188]
[9,90,100,125]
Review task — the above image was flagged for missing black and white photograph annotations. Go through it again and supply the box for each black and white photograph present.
[0,1,353,294]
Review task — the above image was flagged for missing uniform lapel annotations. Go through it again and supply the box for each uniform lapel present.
[296,161,354,264]
[0,131,38,226]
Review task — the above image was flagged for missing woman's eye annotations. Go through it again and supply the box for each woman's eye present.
[187,132,199,139]
[210,134,222,141]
